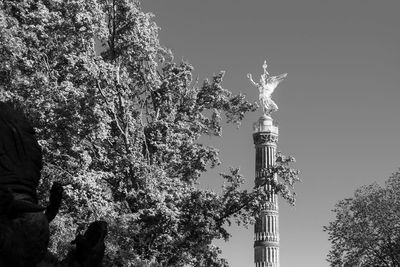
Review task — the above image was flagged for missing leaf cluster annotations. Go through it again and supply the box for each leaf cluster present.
[324,170,400,267]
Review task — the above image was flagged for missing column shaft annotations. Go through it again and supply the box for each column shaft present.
[253,116,279,267]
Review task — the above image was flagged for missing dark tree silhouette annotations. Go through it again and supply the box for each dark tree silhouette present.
[0,102,108,266]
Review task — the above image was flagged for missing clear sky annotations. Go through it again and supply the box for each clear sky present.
[141,1,400,266]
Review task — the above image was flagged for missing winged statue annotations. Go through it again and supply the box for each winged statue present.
[247,60,287,115]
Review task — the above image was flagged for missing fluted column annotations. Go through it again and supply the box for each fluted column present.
[253,115,279,267]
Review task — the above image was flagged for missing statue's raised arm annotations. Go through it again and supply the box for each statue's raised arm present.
[247,73,259,88]
[247,60,287,115]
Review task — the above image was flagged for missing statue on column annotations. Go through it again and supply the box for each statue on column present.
[247,60,287,115]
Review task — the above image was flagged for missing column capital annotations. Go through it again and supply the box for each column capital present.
[253,132,279,146]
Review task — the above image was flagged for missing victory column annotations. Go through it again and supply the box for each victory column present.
[248,61,287,267]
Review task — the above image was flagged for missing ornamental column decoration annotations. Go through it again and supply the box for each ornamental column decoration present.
[247,61,287,267]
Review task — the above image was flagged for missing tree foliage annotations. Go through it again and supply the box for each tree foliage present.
[324,170,400,267]
[0,0,299,266]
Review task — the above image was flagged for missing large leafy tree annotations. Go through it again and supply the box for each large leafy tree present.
[324,170,400,267]
[0,0,299,266]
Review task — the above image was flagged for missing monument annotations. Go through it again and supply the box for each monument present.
[248,61,287,267]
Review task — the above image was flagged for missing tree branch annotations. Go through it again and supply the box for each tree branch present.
[96,80,126,139]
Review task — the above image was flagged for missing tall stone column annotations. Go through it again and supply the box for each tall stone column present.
[253,115,279,267]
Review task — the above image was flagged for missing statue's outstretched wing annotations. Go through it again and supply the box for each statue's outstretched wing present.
[267,73,288,94]
[271,73,288,84]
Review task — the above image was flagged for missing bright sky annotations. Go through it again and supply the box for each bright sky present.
[141,1,400,266]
